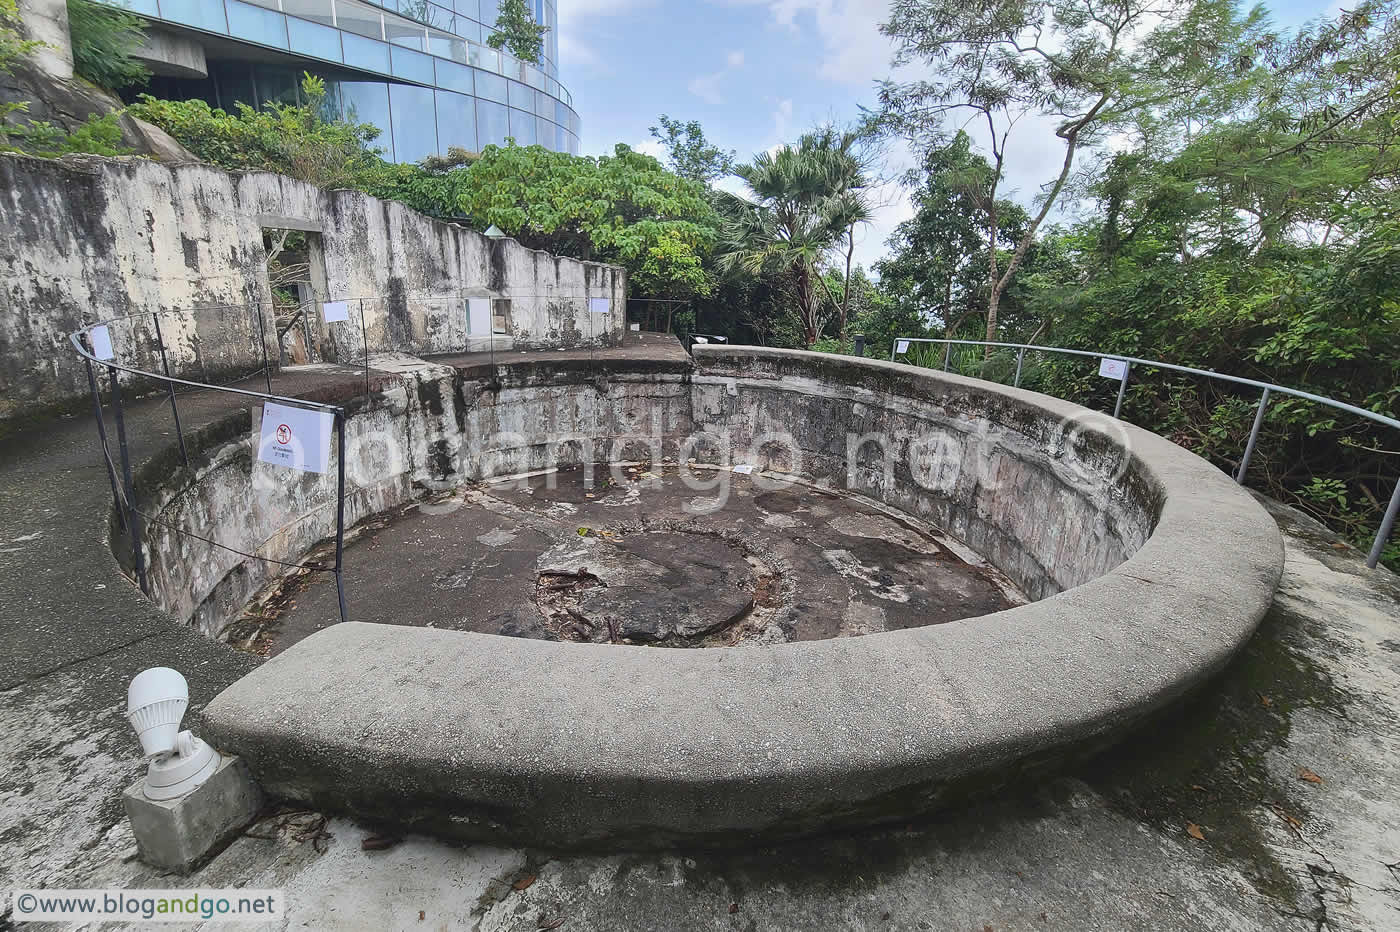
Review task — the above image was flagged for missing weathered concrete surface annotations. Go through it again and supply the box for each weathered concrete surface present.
[226,465,1022,654]
[199,350,1282,847]
[122,756,262,874]
[2,489,1394,930]
[0,153,626,417]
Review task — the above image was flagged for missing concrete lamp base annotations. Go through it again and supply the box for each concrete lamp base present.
[122,755,263,874]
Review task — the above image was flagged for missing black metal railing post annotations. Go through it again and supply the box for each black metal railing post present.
[334,408,349,625]
[152,312,189,468]
[359,298,370,398]
[108,366,149,594]
[83,352,125,531]
[255,302,273,394]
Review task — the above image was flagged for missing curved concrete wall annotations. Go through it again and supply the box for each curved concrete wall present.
[124,348,1284,847]
[692,348,1161,600]
[137,353,695,635]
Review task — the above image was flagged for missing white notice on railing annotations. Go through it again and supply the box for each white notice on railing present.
[258,402,333,474]
[895,340,910,355]
[1098,357,1128,379]
[589,297,611,314]
[89,325,115,360]
[322,301,349,323]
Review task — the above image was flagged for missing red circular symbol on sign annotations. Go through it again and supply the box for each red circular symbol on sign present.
[276,424,291,445]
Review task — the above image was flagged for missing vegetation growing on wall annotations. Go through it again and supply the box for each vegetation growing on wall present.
[129,74,384,187]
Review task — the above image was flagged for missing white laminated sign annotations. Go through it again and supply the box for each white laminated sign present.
[1098,357,1128,380]
[89,325,115,360]
[322,301,350,323]
[589,297,611,315]
[895,340,910,355]
[258,401,334,474]
[466,297,491,335]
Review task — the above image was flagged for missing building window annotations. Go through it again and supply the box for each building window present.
[435,89,477,152]
[389,83,438,161]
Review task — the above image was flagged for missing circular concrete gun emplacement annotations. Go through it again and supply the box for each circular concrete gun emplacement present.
[120,346,1281,848]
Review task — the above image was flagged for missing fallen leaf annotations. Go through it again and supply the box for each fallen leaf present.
[1258,693,1273,706]
[729,903,739,914]
[537,919,564,930]
[1186,822,1206,840]
[1191,784,1207,792]
[1299,768,1324,784]
[361,834,401,851]
[513,873,537,891]
[418,911,425,921]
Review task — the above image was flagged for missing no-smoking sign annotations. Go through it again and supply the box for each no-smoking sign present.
[258,402,333,474]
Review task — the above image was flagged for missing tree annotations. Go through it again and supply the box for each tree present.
[452,143,721,300]
[878,0,1263,354]
[67,0,148,90]
[718,132,872,346]
[648,115,736,184]
[486,0,548,65]
[877,131,1034,339]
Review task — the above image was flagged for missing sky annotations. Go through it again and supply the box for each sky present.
[558,0,1347,272]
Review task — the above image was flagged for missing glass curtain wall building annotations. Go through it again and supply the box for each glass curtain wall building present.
[103,0,579,161]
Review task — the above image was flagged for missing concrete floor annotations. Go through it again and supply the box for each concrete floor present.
[5,496,1399,931]
[3,353,1399,931]
[230,465,1023,656]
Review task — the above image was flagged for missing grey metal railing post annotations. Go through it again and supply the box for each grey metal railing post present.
[152,312,189,468]
[942,341,951,372]
[1236,387,1271,484]
[1013,348,1026,388]
[83,352,125,531]
[1367,480,1400,570]
[1113,361,1131,419]
[108,366,149,594]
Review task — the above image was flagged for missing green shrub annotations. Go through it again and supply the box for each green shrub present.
[129,74,386,187]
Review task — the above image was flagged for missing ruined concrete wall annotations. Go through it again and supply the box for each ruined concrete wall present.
[689,350,1161,600]
[138,354,691,636]
[132,347,1161,633]
[0,154,626,418]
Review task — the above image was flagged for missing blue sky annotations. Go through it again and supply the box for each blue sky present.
[559,0,1346,270]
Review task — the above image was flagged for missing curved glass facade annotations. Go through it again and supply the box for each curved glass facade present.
[105,0,579,160]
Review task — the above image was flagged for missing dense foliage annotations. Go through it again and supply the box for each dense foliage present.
[870,0,1400,565]
[67,0,148,91]
[129,75,385,187]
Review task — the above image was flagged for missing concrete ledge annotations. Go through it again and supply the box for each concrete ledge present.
[201,349,1284,847]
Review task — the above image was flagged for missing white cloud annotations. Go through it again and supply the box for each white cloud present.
[688,49,748,105]
[689,72,727,105]
[772,99,793,141]
[721,0,898,87]
[559,32,602,70]
[634,138,668,160]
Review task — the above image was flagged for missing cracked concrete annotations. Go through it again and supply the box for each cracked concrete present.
[4,480,1397,930]
[1,349,1396,929]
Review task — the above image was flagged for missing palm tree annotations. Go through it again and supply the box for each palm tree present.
[718,131,872,347]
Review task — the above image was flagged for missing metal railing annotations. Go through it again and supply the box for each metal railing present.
[70,311,351,626]
[891,337,1400,570]
[66,291,623,627]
